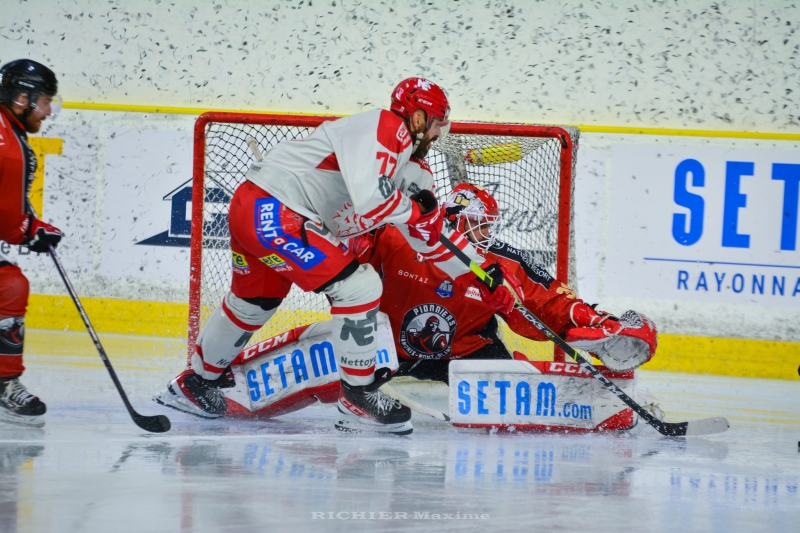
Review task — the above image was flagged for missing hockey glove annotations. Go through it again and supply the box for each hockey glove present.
[407,189,443,246]
[564,303,657,371]
[23,215,62,253]
[473,263,516,315]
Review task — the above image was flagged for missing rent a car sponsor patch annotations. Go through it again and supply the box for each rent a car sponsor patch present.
[254,197,327,270]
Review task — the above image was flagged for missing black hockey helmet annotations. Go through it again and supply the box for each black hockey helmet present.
[0,59,59,108]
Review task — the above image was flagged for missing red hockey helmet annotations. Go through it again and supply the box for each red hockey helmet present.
[391,77,450,127]
[444,183,502,252]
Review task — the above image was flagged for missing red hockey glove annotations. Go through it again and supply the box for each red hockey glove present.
[565,303,657,371]
[23,215,62,253]
[473,263,517,315]
[406,189,443,246]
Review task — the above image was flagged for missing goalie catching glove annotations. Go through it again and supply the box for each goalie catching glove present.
[22,215,62,253]
[565,304,657,371]
[406,189,443,246]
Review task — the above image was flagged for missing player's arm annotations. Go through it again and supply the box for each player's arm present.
[0,144,62,251]
[0,145,29,244]
[496,249,657,371]
[336,111,419,230]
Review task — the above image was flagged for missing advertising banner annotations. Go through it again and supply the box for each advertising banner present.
[606,145,800,307]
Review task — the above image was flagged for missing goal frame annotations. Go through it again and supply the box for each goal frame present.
[188,112,576,357]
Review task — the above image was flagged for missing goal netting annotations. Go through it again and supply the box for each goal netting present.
[189,113,579,362]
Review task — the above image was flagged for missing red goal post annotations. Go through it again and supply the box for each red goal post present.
[189,112,579,362]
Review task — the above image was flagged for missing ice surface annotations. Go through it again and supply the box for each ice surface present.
[1,332,798,532]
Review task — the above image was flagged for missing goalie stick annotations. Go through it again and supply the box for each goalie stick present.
[437,234,729,437]
[27,200,170,433]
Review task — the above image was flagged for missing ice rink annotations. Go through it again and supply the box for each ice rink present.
[1,331,798,533]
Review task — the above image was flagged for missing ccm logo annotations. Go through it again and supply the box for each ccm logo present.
[548,362,585,375]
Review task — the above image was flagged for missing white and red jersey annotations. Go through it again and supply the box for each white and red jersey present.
[355,225,582,361]
[246,111,473,277]
[246,109,419,239]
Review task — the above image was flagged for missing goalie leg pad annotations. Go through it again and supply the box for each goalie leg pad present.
[565,310,657,372]
[322,264,382,387]
[192,292,280,380]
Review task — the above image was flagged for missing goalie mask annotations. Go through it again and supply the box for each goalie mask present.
[390,77,451,144]
[444,183,501,253]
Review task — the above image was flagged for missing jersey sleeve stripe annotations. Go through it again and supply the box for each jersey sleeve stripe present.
[362,189,403,220]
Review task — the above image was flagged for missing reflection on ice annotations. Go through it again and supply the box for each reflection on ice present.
[0,356,798,532]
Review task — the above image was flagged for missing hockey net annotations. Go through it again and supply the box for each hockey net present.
[189,113,579,362]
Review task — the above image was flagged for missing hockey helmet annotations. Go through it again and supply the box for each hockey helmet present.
[391,77,450,137]
[444,183,502,252]
[0,59,61,118]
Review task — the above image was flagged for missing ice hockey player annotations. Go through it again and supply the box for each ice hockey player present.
[349,182,658,383]
[0,59,63,427]
[157,78,516,435]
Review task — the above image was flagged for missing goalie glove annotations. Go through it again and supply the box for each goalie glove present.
[406,189,443,246]
[564,303,657,371]
[22,215,62,253]
[472,263,521,315]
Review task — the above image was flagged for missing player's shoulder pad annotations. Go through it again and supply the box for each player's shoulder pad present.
[488,241,554,289]
[376,109,412,153]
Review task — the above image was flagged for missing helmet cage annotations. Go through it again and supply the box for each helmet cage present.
[444,184,502,253]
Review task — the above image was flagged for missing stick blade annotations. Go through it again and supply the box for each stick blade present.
[684,416,729,436]
[133,413,171,433]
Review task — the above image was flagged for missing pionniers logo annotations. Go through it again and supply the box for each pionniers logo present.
[399,303,457,359]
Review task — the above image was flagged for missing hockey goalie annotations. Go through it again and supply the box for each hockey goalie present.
[157,161,659,433]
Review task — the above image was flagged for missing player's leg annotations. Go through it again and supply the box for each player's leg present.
[0,262,46,427]
[156,183,294,418]
[227,183,410,433]
[317,263,411,434]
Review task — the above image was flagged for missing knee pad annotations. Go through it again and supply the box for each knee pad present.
[223,292,280,329]
[0,265,29,317]
[322,263,382,311]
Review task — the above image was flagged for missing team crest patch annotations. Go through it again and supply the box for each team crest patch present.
[435,280,453,298]
[399,304,457,360]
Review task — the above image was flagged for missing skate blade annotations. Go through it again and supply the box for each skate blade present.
[0,409,45,428]
[335,410,413,436]
[152,389,221,420]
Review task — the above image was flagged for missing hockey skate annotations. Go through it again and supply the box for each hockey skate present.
[335,375,413,435]
[0,377,46,428]
[153,369,234,419]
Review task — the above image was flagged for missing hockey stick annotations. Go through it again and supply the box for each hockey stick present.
[31,219,171,433]
[438,235,729,437]
[379,383,450,422]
